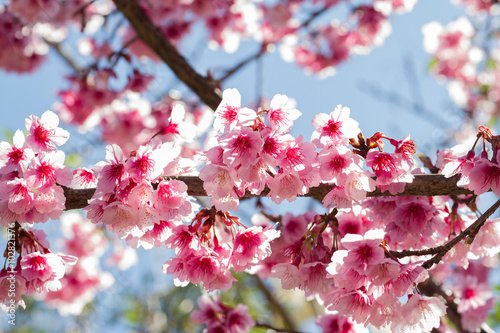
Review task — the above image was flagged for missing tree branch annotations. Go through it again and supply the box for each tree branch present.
[421,198,500,269]
[389,198,500,267]
[112,0,222,110]
[63,174,473,211]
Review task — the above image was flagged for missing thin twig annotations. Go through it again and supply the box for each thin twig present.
[389,199,500,267]
[217,47,265,83]
[44,39,84,74]
[112,0,222,110]
[301,5,330,29]
[252,275,298,331]
[254,322,304,333]
[421,198,500,269]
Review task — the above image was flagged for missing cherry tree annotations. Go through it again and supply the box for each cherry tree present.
[1,0,500,332]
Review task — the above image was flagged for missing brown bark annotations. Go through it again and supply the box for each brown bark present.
[112,0,222,111]
[63,174,472,211]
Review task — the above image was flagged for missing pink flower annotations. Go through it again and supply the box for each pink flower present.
[397,294,446,332]
[70,168,97,189]
[343,170,376,202]
[127,220,177,249]
[237,158,273,195]
[185,253,223,285]
[24,151,72,189]
[327,288,372,324]
[299,261,332,293]
[391,264,428,297]
[225,304,256,332]
[0,177,35,214]
[267,94,301,133]
[93,144,127,194]
[154,180,192,220]
[191,294,255,333]
[340,229,385,275]
[469,217,500,257]
[454,276,493,313]
[25,110,69,152]
[199,164,242,211]
[126,141,177,183]
[281,213,309,242]
[33,185,66,217]
[190,294,224,327]
[391,198,435,236]
[162,256,190,287]
[0,130,34,174]
[365,150,412,187]
[230,226,280,272]
[21,252,77,294]
[267,170,304,204]
[159,104,198,143]
[214,88,256,132]
[322,186,352,209]
[270,263,302,289]
[165,224,202,257]
[311,105,360,147]
[319,146,363,185]
[220,127,263,167]
[260,129,288,165]
[0,271,26,312]
[101,202,141,238]
[369,293,404,329]
[316,314,368,333]
[278,135,317,172]
[467,157,500,196]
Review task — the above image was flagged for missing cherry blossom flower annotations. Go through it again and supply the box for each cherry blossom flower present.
[21,252,77,294]
[191,294,255,333]
[366,150,413,190]
[219,126,263,167]
[230,226,280,272]
[319,146,363,185]
[278,135,317,172]
[467,156,500,196]
[311,105,360,147]
[43,258,114,316]
[0,177,35,215]
[267,170,304,204]
[339,229,385,275]
[0,130,34,174]
[214,88,256,132]
[267,94,301,133]
[316,314,368,333]
[25,110,69,152]
[70,168,97,189]
[391,197,436,236]
[397,294,446,333]
[24,151,72,189]
[159,104,198,143]
[0,271,26,312]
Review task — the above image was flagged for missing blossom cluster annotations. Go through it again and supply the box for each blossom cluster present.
[201,88,415,212]
[191,294,255,333]
[438,126,500,197]
[0,110,72,226]
[2,91,500,332]
[0,0,422,154]
[0,226,78,312]
[40,212,114,316]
